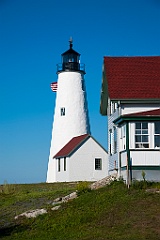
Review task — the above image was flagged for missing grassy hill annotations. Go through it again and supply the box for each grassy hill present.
[0,180,160,240]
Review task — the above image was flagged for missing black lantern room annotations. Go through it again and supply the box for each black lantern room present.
[57,38,85,74]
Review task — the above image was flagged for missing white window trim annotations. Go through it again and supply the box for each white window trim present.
[135,122,149,149]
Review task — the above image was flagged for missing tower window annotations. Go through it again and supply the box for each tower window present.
[61,107,65,116]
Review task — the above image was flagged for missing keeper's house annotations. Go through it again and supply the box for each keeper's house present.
[52,134,108,182]
[100,56,160,183]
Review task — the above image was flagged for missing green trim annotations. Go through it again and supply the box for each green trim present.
[120,150,127,154]
[109,168,118,172]
[120,149,160,153]
[121,166,160,171]
[126,122,130,162]
[126,122,132,182]
[121,166,127,171]
[130,149,160,152]
[118,99,160,103]
[132,166,160,170]
[114,116,160,125]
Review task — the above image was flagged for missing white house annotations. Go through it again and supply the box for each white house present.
[52,134,108,182]
[100,56,160,184]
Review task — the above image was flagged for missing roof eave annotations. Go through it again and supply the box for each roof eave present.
[112,99,160,103]
[54,135,90,159]
[100,63,109,116]
[61,48,80,56]
[114,115,160,125]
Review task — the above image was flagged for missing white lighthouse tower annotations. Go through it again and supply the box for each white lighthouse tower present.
[46,39,91,182]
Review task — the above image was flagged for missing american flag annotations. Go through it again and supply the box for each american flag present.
[50,82,58,92]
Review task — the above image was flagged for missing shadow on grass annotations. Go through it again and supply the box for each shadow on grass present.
[0,224,29,238]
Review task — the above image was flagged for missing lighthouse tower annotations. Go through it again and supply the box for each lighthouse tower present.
[46,39,91,182]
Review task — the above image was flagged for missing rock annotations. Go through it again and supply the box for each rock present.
[51,205,61,211]
[68,191,77,200]
[146,188,160,193]
[15,191,78,219]
[52,201,62,206]
[62,192,77,202]
[90,174,117,190]
[53,197,62,202]
[14,176,119,221]
[15,208,47,219]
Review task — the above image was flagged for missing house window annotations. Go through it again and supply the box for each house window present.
[110,102,117,114]
[113,127,117,153]
[95,158,102,170]
[121,124,126,150]
[135,122,149,148]
[64,157,66,171]
[113,102,117,113]
[60,107,65,116]
[109,101,112,115]
[154,121,160,148]
[58,158,60,172]
[114,160,117,169]
[109,129,112,155]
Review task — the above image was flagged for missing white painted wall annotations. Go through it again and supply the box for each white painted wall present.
[132,170,160,182]
[108,103,119,173]
[121,104,159,115]
[55,157,70,182]
[130,151,160,166]
[120,151,127,167]
[121,169,160,182]
[54,137,108,182]
[47,71,90,183]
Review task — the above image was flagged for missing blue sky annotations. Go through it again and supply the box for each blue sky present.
[1,0,160,184]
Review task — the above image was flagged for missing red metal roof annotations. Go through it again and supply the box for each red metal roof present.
[54,134,90,158]
[124,108,160,117]
[104,56,160,99]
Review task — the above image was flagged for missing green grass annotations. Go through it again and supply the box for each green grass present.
[0,182,77,233]
[0,181,160,239]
